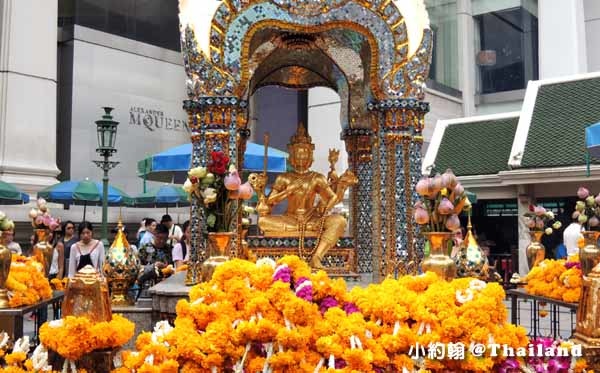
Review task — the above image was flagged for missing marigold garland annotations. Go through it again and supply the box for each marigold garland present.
[6,255,52,308]
[525,258,582,303]
[117,256,529,372]
[39,314,134,361]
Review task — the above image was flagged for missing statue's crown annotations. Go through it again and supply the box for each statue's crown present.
[289,122,313,147]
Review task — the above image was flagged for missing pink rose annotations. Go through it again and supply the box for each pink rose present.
[534,206,546,216]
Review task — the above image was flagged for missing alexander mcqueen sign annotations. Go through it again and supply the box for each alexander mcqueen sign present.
[129,107,189,132]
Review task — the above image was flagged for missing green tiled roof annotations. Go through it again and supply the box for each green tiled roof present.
[520,77,600,168]
[434,118,518,176]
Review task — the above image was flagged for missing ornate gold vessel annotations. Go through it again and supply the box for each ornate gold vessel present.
[200,232,234,283]
[454,218,487,279]
[0,237,11,309]
[103,220,140,305]
[421,232,456,281]
[581,231,600,276]
[572,263,600,369]
[62,265,112,322]
[525,230,545,270]
[32,229,54,276]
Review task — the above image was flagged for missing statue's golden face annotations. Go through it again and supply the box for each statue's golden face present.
[289,145,313,172]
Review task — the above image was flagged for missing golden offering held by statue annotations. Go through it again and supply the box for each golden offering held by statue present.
[251,123,357,269]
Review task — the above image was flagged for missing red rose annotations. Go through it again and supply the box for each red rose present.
[208,151,230,175]
[190,176,198,184]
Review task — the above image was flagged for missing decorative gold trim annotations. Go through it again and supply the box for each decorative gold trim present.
[236,19,384,98]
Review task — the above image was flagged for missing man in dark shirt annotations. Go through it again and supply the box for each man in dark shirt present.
[137,224,173,295]
[138,223,173,266]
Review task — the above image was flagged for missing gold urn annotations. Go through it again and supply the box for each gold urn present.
[421,232,457,281]
[62,265,112,322]
[0,234,11,309]
[103,220,139,305]
[32,229,54,277]
[572,263,600,369]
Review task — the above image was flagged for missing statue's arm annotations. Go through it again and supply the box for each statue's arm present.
[316,176,339,213]
[266,177,295,206]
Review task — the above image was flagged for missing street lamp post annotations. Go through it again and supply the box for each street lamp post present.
[93,107,119,246]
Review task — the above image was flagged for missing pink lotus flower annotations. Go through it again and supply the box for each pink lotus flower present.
[224,169,241,191]
[453,183,464,196]
[28,208,38,219]
[595,194,600,205]
[572,211,580,219]
[49,220,60,231]
[238,182,254,200]
[441,169,457,189]
[415,178,432,197]
[590,216,600,227]
[437,198,454,215]
[445,214,461,231]
[228,190,240,200]
[414,208,429,225]
[35,216,44,226]
[535,218,544,230]
[42,215,52,227]
[578,187,590,199]
[431,175,443,195]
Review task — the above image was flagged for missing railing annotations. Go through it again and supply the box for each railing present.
[505,288,577,340]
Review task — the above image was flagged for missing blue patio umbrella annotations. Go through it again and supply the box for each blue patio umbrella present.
[586,122,600,176]
[0,180,30,205]
[133,184,190,213]
[38,179,133,220]
[137,142,288,184]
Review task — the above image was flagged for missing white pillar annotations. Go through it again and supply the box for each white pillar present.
[517,185,532,276]
[456,0,476,116]
[584,0,600,72]
[538,0,587,78]
[0,0,60,194]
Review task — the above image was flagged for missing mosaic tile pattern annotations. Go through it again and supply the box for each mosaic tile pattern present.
[222,2,397,84]
[356,160,373,273]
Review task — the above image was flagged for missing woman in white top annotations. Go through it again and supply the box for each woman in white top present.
[171,221,190,269]
[68,221,105,278]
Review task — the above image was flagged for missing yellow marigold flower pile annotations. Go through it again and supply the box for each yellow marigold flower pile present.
[39,314,134,361]
[525,258,582,303]
[118,256,528,372]
[6,255,52,307]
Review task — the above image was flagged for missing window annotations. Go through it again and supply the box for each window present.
[59,0,181,51]
[474,0,538,94]
[425,0,459,90]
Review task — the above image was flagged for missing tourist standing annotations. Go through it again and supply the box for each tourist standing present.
[172,221,190,268]
[563,217,583,257]
[138,218,157,247]
[161,214,183,247]
[3,229,21,255]
[55,221,77,279]
[68,221,105,278]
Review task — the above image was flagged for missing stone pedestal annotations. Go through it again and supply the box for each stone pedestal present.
[148,271,190,323]
[112,304,153,350]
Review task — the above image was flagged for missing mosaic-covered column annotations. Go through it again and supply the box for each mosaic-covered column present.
[342,128,374,273]
[183,97,248,285]
[368,99,429,281]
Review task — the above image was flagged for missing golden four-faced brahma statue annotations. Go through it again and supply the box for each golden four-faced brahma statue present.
[255,123,357,269]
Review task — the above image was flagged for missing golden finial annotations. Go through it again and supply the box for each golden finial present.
[110,212,130,250]
[288,122,314,148]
